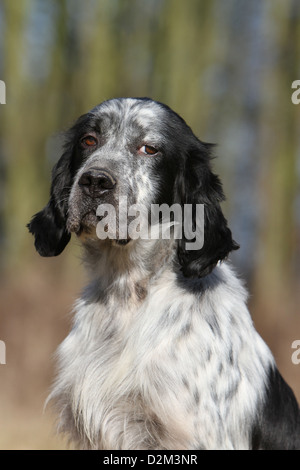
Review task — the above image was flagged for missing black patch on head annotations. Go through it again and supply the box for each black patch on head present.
[27,149,73,256]
[173,140,239,278]
[27,112,94,257]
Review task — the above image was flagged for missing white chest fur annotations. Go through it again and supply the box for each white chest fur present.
[50,264,273,450]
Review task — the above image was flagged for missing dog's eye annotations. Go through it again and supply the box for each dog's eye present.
[80,135,98,148]
[140,145,158,156]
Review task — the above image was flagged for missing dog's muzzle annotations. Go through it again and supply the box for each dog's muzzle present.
[67,167,117,234]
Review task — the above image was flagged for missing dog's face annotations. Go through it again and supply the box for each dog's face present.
[66,99,180,239]
[28,97,238,277]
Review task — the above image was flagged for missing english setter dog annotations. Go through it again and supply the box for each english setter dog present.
[28,98,300,450]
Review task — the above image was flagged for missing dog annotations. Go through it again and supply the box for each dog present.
[28,97,300,449]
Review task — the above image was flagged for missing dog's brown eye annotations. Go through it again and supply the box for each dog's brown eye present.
[140,145,158,156]
[80,135,98,148]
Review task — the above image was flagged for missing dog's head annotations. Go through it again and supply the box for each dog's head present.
[28,97,238,277]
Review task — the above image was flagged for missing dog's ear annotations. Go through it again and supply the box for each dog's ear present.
[175,141,239,278]
[27,150,73,257]
[28,112,93,257]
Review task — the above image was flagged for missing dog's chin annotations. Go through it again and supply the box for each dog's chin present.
[68,215,131,246]
[79,230,131,247]
[76,224,98,242]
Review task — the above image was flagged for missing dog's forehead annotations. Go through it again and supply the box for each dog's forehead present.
[92,98,168,134]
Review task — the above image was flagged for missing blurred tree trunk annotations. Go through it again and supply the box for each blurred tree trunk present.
[252,0,300,345]
[72,2,119,112]
[153,0,215,129]
[43,0,71,131]
[2,0,81,271]
[2,0,32,266]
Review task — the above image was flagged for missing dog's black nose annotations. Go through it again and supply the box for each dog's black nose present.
[78,168,116,197]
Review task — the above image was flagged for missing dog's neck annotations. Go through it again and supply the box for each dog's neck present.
[80,237,177,304]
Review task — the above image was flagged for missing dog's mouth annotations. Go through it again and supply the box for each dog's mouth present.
[67,209,98,235]
[67,209,131,245]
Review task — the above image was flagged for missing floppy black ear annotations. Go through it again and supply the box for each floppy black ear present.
[27,150,72,257]
[175,142,239,278]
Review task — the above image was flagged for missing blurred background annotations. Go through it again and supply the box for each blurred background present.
[0,0,299,449]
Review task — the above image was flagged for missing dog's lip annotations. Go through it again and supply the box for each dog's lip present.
[67,210,98,234]
[114,238,131,246]
[68,211,132,245]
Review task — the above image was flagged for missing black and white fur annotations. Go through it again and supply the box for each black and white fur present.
[28,98,300,450]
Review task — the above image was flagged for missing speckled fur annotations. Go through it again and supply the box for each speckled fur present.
[49,249,273,449]
[29,98,300,450]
